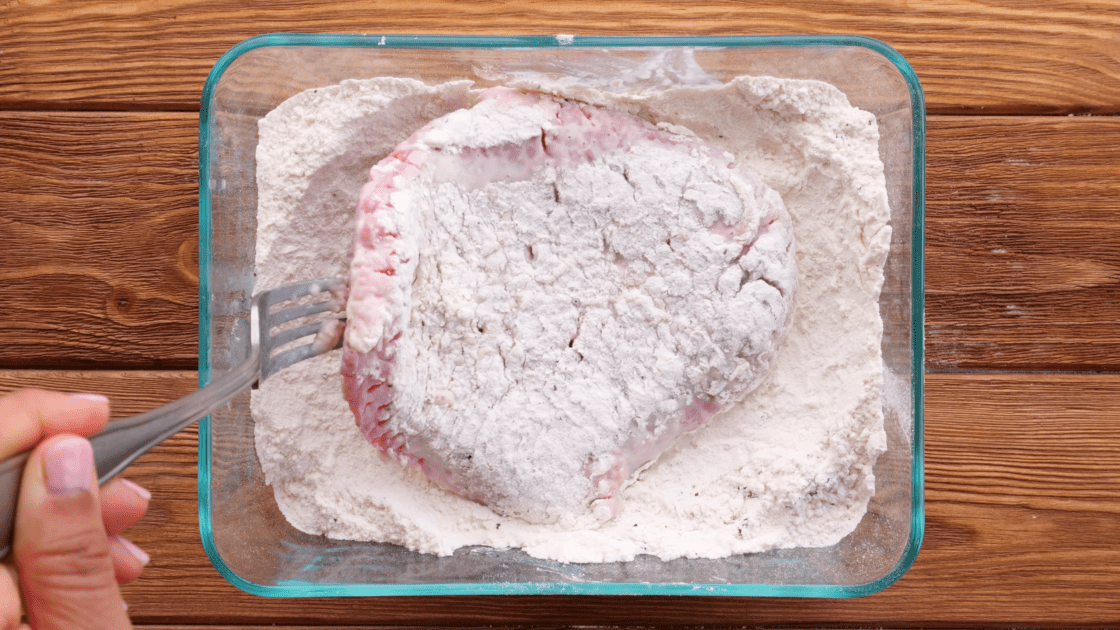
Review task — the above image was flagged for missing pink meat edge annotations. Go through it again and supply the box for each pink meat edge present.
[341,132,476,499]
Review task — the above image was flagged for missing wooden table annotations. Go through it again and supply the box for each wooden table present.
[2,1,1119,627]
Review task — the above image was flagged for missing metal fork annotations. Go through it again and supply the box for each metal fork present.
[0,277,347,558]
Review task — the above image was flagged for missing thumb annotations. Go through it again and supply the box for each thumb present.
[13,435,131,630]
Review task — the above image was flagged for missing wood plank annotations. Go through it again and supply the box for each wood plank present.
[924,117,1120,371]
[0,112,199,369]
[3,370,1120,626]
[4,113,1119,372]
[1,0,1120,114]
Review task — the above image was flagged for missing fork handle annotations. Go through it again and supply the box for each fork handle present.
[0,347,259,559]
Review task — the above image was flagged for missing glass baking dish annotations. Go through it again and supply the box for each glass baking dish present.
[198,33,924,598]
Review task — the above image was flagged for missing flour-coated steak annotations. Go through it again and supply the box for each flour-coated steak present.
[343,88,797,523]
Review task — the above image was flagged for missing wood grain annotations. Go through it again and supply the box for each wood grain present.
[1,0,1120,114]
[3,370,1119,627]
[4,114,1119,372]
[924,116,1120,371]
[0,112,199,369]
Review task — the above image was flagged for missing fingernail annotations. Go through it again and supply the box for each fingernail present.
[68,393,109,403]
[43,437,94,495]
[122,600,128,611]
[120,478,152,501]
[113,535,150,567]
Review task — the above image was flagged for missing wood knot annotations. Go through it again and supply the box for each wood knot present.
[109,286,136,315]
[177,238,200,285]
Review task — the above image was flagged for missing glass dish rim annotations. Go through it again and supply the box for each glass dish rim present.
[197,32,926,598]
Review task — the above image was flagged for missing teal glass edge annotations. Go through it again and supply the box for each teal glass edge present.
[196,34,217,599]
[197,32,926,598]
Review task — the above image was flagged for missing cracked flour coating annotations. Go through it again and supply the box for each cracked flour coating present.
[252,74,891,562]
[342,87,797,524]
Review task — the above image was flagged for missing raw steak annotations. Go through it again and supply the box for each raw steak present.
[343,88,796,524]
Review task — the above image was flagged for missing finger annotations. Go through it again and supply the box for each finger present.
[0,562,22,630]
[0,390,110,460]
[14,435,130,630]
[107,536,148,585]
[99,478,151,535]
[100,479,152,585]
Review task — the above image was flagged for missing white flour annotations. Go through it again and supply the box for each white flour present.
[252,73,891,562]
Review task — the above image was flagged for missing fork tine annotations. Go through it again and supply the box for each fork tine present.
[254,277,348,385]
[270,321,330,350]
[266,337,344,377]
[269,299,338,327]
[263,277,343,307]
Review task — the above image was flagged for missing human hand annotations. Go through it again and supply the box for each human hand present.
[0,389,151,629]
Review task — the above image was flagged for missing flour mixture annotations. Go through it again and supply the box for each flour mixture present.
[252,68,891,562]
